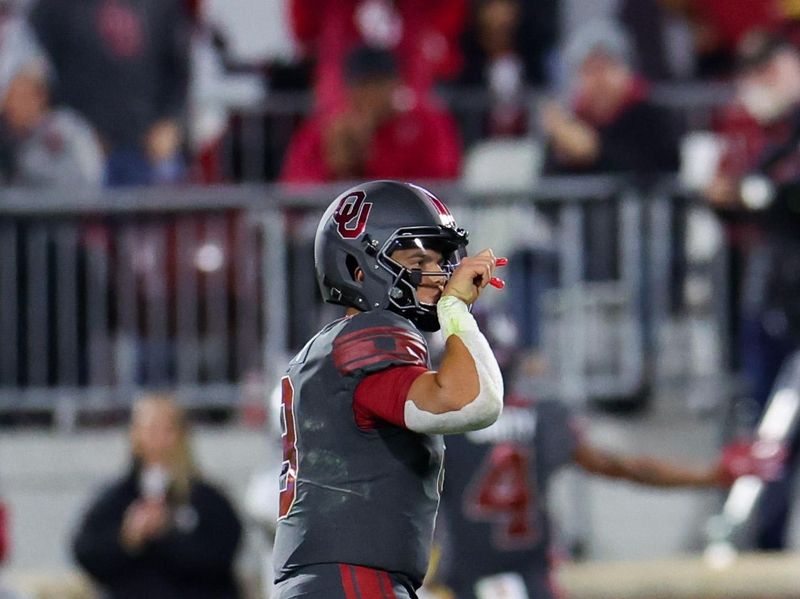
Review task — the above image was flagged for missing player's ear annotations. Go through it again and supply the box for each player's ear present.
[346,254,365,282]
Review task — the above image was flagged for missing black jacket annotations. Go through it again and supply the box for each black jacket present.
[73,469,242,599]
[545,99,680,178]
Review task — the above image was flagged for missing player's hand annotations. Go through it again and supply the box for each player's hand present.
[120,499,169,552]
[442,249,498,305]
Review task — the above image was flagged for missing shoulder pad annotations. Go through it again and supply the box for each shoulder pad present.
[333,311,428,376]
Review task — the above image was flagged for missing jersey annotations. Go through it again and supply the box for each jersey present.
[438,397,579,599]
[273,309,445,589]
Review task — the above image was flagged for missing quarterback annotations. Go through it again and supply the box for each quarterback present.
[273,180,505,598]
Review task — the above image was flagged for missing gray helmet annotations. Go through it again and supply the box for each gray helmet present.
[314,180,469,331]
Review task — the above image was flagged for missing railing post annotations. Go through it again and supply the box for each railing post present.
[54,223,80,387]
[0,220,18,389]
[260,205,289,387]
[619,187,645,394]
[558,201,586,403]
[26,222,50,387]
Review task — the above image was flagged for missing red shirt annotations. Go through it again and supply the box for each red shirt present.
[712,101,800,245]
[353,365,428,429]
[290,0,466,114]
[280,101,462,183]
[715,102,800,185]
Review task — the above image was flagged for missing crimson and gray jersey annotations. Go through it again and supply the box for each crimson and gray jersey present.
[439,397,579,599]
[273,309,444,589]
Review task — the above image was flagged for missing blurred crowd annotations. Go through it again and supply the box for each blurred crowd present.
[0,0,798,186]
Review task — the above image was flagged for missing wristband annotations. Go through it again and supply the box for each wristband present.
[437,295,479,338]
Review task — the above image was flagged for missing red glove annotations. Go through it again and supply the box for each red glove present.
[719,439,787,486]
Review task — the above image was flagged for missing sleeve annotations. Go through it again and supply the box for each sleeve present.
[72,485,137,583]
[148,484,242,579]
[333,311,429,377]
[353,365,428,429]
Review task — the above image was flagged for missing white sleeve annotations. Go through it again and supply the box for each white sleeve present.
[403,296,503,434]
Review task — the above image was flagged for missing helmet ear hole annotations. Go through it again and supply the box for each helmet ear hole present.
[345,254,362,282]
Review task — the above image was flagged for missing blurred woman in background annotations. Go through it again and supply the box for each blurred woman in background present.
[72,394,242,599]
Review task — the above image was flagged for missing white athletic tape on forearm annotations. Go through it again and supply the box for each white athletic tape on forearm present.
[404,295,503,434]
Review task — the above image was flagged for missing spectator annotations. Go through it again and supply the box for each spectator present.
[73,394,242,599]
[0,57,103,186]
[540,20,680,285]
[30,0,192,186]
[660,0,798,79]
[429,340,776,599]
[456,0,528,139]
[703,30,800,550]
[289,0,467,115]
[184,0,265,184]
[542,19,679,177]
[281,45,461,182]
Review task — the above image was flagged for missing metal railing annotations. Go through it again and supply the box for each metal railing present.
[0,176,731,419]
[0,186,285,417]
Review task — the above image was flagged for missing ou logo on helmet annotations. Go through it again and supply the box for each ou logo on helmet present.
[333,191,373,239]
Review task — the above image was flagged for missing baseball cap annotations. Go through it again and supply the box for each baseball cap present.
[564,19,633,72]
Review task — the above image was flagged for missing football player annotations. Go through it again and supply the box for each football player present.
[272,180,506,599]
[434,375,780,599]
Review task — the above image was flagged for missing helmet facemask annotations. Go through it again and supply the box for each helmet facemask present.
[377,226,468,332]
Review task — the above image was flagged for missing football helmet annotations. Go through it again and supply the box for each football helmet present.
[314,180,469,331]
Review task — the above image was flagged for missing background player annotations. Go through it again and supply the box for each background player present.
[272,180,506,599]
[432,351,781,599]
